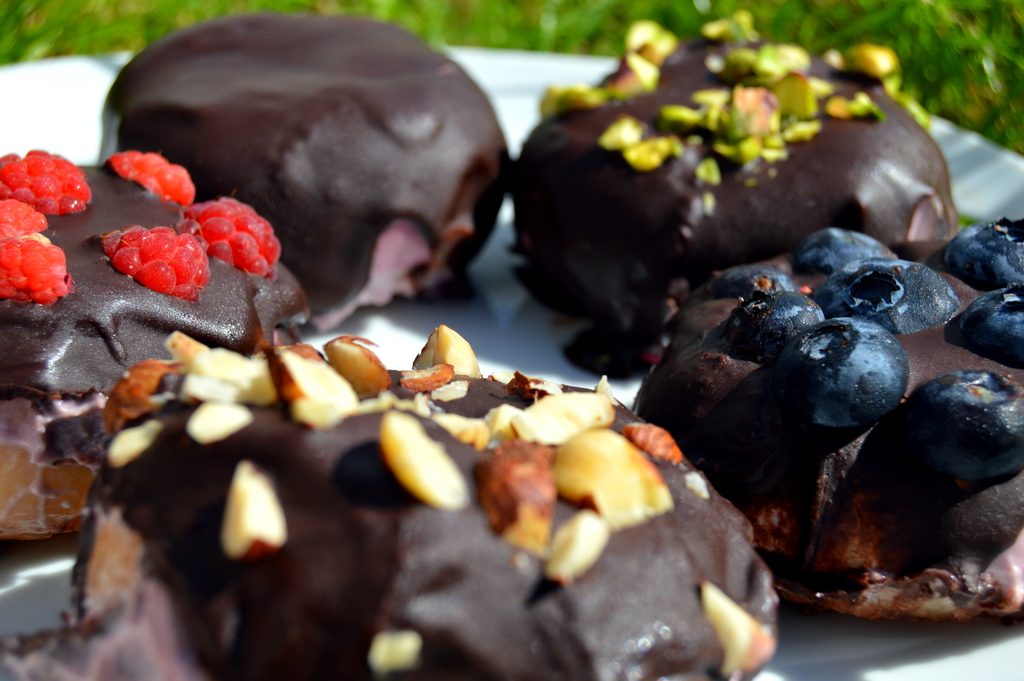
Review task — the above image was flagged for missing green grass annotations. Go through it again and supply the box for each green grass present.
[3,0,1022,153]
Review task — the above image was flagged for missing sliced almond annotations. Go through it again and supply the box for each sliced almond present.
[367,630,422,677]
[622,423,684,464]
[186,402,254,445]
[484,404,525,441]
[685,472,711,500]
[544,509,610,584]
[164,331,209,365]
[413,325,481,378]
[358,391,430,418]
[505,371,562,402]
[108,419,163,468]
[400,363,455,393]
[430,380,469,402]
[187,348,277,406]
[104,359,181,433]
[701,581,777,676]
[268,349,358,428]
[488,370,517,384]
[324,336,392,398]
[431,413,490,451]
[379,411,469,510]
[273,343,324,363]
[220,460,288,561]
[476,440,556,554]
[555,429,674,529]
[510,392,615,446]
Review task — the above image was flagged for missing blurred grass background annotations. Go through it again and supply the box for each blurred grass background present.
[2,0,1022,153]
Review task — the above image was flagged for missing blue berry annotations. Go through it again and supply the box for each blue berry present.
[812,258,959,334]
[707,264,796,300]
[944,217,1024,289]
[772,317,909,428]
[959,285,1024,367]
[906,371,1024,481]
[723,290,824,361]
[792,227,894,275]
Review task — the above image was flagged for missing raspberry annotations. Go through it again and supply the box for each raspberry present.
[0,234,72,304]
[0,150,92,215]
[103,226,210,301]
[107,151,196,205]
[179,198,281,277]
[0,199,47,239]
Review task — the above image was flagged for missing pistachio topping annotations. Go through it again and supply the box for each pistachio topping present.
[695,157,722,186]
[774,72,818,120]
[658,105,704,134]
[622,136,683,172]
[625,20,679,66]
[598,116,646,151]
[701,10,759,43]
[826,92,886,121]
[540,83,609,117]
[844,43,900,80]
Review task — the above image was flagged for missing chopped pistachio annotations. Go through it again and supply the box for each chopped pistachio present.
[686,134,705,145]
[540,84,609,117]
[609,52,660,94]
[721,48,757,83]
[598,116,646,151]
[724,86,780,141]
[695,157,722,186]
[659,104,704,134]
[895,92,931,129]
[702,191,717,216]
[622,136,683,172]
[743,177,758,188]
[761,147,789,163]
[844,43,900,80]
[823,48,844,70]
[774,72,818,120]
[782,119,822,142]
[825,95,852,120]
[625,20,679,66]
[772,44,812,74]
[808,77,836,98]
[714,136,762,165]
[825,92,886,121]
[752,45,788,81]
[692,88,731,108]
[883,72,903,96]
[762,133,785,150]
[705,53,725,74]
[701,10,759,43]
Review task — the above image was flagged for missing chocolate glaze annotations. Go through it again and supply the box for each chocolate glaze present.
[514,41,956,372]
[107,13,508,321]
[0,169,307,395]
[635,242,1024,620]
[11,374,778,680]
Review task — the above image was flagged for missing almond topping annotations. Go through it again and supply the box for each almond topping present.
[505,371,563,402]
[367,630,422,677]
[399,363,455,393]
[324,335,392,398]
[164,331,209,365]
[108,419,163,468]
[544,510,611,584]
[268,349,358,428]
[220,460,288,561]
[185,349,277,406]
[701,581,777,676]
[431,413,490,450]
[186,402,254,445]
[104,359,181,433]
[510,392,615,446]
[622,423,684,464]
[484,404,525,441]
[476,440,556,554]
[379,411,469,510]
[430,380,469,402]
[413,325,481,378]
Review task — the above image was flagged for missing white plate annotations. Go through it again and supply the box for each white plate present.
[1,47,1024,680]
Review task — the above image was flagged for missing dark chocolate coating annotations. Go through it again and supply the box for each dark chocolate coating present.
[53,376,776,680]
[514,41,956,364]
[107,13,507,319]
[0,169,308,395]
[635,243,1024,619]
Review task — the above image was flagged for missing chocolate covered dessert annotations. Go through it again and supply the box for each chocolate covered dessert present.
[0,151,308,539]
[4,327,777,680]
[635,222,1024,621]
[514,14,956,375]
[106,13,508,329]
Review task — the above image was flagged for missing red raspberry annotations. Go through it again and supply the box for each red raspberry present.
[0,199,47,239]
[0,150,91,215]
[102,226,210,301]
[0,234,72,305]
[107,151,196,205]
[179,198,281,277]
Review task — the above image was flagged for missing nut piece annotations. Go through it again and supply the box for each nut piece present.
[324,336,392,398]
[485,404,525,441]
[622,423,684,464]
[701,581,777,676]
[685,472,711,500]
[544,510,611,585]
[268,349,358,428]
[432,413,490,451]
[555,429,674,529]
[400,363,455,393]
[510,393,616,446]
[184,349,277,406]
[186,402,254,445]
[164,331,209,365]
[506,371,563,402]
[104,359,181,433]
[367,630,422,677]
[413,325,481,378]
[220,460,288,561]
[108,419,164,468]
[476,440,556,554]
[430,380,469,402]
[379,411,469,510]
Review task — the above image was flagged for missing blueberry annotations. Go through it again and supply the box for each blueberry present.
[772,317,909,428]
[792,227,895,275]
[906,371,1024,481]
[707,264,797,300]
[723,290,824,362]
[944,217,1024,289]
[811,258,959,334]
[959,285,1024,367]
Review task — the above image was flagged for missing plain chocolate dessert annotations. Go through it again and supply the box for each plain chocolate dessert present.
[514,16,956,375]
[3,328,777,680]
[0,166,308,540]
[635,224,1024,621]
[106,13,508,329]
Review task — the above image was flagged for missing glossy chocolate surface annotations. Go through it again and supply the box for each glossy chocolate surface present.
[514,41,956,366]
[635,242,1024,619]
[0,169,307,395]
[108,13,507,319]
